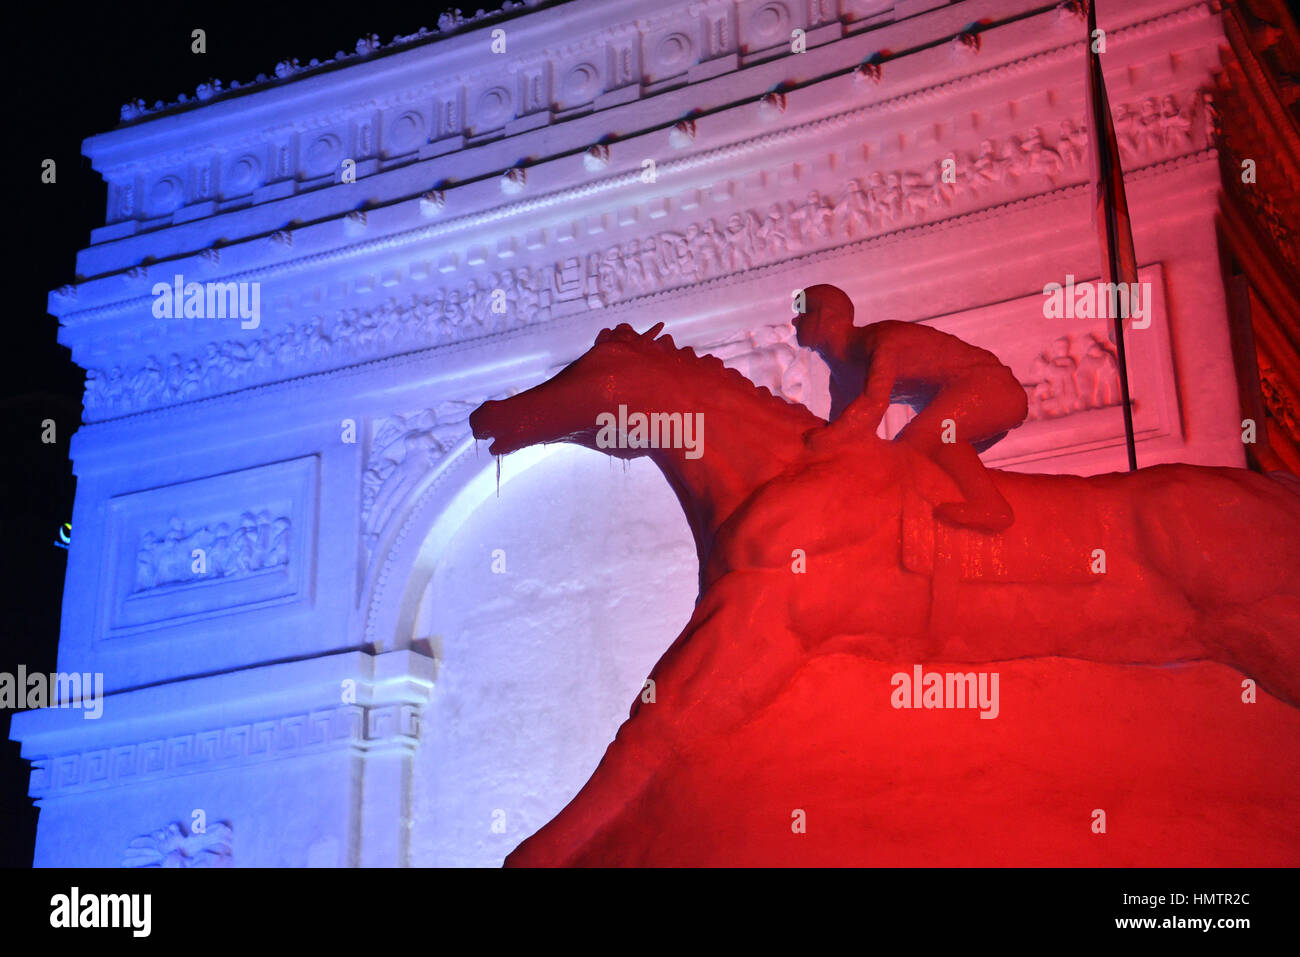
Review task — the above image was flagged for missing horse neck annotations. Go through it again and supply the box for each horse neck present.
[616,371,811,564]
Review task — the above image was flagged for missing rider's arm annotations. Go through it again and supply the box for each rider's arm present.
[860,341,898,427]
[832,337,897,435]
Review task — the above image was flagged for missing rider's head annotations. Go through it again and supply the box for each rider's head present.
[794,284,856,362]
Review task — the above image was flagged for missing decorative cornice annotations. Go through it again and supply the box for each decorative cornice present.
[83,0,1215,246]
[27,702,422,798]
[63,147,1217,450]
[62,1,1217,332]
[75,88,1209,422]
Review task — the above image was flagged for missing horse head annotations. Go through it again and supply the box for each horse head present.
[470,321,825,573]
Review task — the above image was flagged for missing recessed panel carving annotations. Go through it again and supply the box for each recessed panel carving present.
[101,456,319,638]
[882,264,1180,466]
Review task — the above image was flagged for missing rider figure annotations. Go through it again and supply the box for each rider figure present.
[793,283,1028,533]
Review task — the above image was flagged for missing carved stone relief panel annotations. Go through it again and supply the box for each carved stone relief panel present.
[124,821,233,867]
[881,264,1180,467]
[362,403,480,559]
[705,321,830,413]
[100,456,319,639]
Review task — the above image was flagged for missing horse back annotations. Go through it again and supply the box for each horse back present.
[904,461,1300,595]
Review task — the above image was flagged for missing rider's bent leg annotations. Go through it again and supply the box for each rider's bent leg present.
[928,441,1014,532]
[896,370,1024,532]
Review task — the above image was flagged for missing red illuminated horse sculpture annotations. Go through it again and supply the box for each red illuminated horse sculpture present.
[469,322,1300,866]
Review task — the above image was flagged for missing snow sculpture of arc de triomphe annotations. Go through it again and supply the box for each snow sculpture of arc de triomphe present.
[13,0,1298,866]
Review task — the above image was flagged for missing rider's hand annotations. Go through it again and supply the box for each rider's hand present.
[803,406,879,454]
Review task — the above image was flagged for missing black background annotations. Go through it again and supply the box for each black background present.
[0,0,522,869]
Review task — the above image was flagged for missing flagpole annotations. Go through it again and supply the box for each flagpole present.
[1103,178,1139,474]
[1086,0,1139,472]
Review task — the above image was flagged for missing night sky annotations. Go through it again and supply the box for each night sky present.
[0,0,525,868]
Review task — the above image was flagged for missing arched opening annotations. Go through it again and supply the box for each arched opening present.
[405,444,698,866]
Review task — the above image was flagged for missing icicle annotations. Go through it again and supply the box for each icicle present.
[496,454,501,497]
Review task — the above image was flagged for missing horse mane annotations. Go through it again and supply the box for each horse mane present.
[593,322,822,427]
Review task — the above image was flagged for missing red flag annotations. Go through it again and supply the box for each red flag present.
[1084,0,1139,470]
[1085,0,1139,329]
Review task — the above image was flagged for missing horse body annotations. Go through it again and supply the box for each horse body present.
[708,431,1300,694]
[469,322,1300,865]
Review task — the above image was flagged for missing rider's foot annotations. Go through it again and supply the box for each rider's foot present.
[934,499,1014,533]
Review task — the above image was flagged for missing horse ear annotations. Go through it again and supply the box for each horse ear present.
[643,321,665,339]
[595,327,614,344]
